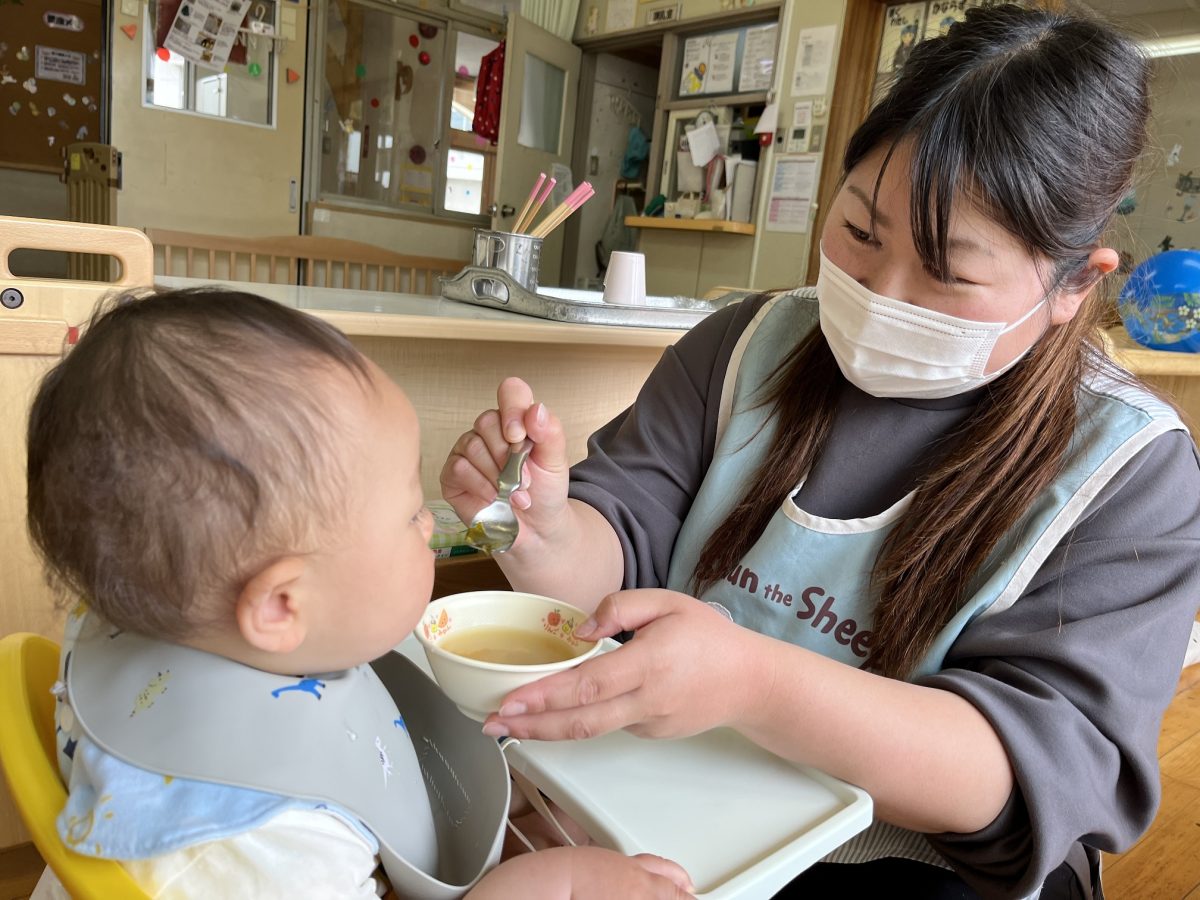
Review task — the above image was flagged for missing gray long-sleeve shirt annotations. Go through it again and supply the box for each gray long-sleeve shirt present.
[567,294,1200,899]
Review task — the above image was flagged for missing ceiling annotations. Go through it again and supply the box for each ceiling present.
[1085,0,1196,14]
[1082,0,1199,36]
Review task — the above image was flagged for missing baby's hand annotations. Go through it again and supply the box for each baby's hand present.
[469,846,693,899]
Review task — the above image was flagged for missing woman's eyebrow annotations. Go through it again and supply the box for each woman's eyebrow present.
[847,184,892,229]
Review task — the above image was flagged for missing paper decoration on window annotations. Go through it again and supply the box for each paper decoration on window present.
[370,97,379,107]
[355,63,366,78]
[418,51,430,66]
[248,61,261,76]
[164,0,246,70]
[121,23,138,39]
[286,67,299,83]
[156,0,250,66]
[156,46,170,60]
[409,144,426,165]
[418,23,437,38]
[409,34,419,48]
[395,61,413,97]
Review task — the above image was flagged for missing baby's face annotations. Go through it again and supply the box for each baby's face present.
[303,363,435,670]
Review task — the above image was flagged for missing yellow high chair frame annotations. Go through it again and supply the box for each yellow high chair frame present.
[0,632,148,898]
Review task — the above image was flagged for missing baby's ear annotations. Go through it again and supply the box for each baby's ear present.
[236,557,309,654]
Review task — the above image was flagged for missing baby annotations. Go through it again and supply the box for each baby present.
[25,287,690,899]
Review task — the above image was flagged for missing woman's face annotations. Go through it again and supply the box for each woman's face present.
[820,142,1075,374]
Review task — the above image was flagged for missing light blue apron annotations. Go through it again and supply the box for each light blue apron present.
[665,293,1186,890]
[668,293,1186,678]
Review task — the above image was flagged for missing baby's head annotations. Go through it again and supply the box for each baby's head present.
[27,288,434,674]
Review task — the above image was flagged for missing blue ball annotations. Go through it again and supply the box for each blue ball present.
[1118,249,1200,353]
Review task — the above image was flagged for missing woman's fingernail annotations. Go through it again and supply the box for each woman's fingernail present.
[535,403,548,427]
[482,721,509,738]
[575,617,598,638]
[499,700,527,717]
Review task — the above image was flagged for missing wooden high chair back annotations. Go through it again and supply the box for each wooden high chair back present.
[0,215,154,849]
[146,228,465,295]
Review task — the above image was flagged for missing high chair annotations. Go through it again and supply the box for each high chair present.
[0,632,148,899]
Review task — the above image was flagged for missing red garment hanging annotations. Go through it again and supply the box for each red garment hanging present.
[473,40,505,144]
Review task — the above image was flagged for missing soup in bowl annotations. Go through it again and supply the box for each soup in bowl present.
[415,590,602,721]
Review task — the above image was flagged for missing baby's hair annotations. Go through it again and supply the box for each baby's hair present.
[26,288,373,639]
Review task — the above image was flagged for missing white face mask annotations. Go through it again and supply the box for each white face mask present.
[816,247,1047,399]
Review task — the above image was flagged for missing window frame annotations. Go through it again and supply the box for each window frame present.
[140,2,280,130]
[304,0,505,226]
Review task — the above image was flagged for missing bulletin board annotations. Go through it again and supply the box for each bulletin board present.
[0,0,105,172]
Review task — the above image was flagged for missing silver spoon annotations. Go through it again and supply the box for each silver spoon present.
[465,439,533,555]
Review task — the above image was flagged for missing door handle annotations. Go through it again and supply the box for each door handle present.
[488,204,516,217]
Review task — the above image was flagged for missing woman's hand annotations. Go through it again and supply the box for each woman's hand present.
[469,846,693,899]
[440,377,570,553]
[481,589,771,742]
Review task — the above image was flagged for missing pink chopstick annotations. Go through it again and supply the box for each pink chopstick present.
[529,182,595,239]
[515,177,557,233]
[511,173,546,234]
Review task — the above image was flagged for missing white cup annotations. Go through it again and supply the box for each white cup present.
[603,251,647,305]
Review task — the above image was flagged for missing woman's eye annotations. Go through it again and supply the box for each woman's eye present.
[923,263,976,287]
[842,221,875,245]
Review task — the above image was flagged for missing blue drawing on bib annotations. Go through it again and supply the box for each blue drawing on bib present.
[394,716,406,731]
[270,678,326,700]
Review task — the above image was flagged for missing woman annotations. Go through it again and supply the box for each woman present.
[441,6,1200,898]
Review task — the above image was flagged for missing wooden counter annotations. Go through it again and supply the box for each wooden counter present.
[154,277,687,500]
[1106,327,1200,443]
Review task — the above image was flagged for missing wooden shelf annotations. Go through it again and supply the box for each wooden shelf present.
[1105,327,1200,376]
[661,92,769,112]
[625,216,756,235]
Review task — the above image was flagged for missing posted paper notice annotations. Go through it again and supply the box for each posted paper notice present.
[679,31,738,96]
[165,0,248,70]
[739,23,778,93]
[791,25,836,97]
[767,154,819,233]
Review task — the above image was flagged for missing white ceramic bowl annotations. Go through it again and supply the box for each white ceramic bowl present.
[414,590,601,721]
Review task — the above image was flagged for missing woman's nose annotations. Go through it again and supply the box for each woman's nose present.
[861,268,915,304]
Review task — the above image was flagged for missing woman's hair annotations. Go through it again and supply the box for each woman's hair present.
[26,288,372,639]
[692,5,1153,678]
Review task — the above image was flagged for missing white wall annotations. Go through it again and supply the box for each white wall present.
[109,4,308,235]
[0,168,71,277]
[571,53,658,287]
[1110,53,1200,265]
[747,1,849,290]
[310,205,475,261]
